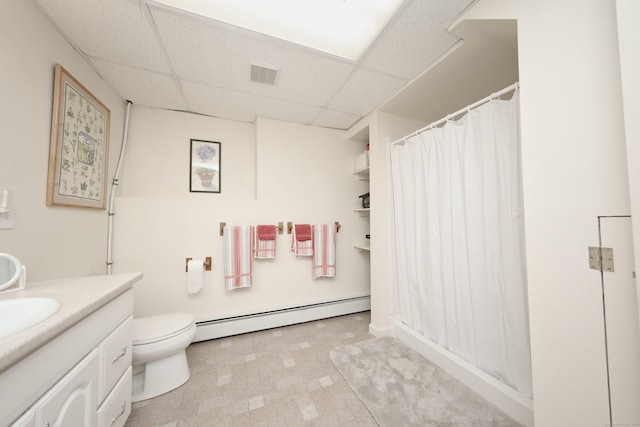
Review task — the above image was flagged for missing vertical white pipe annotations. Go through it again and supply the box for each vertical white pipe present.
[107,101,133,275]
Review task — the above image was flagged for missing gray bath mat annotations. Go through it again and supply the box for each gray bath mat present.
[330,336,521,426]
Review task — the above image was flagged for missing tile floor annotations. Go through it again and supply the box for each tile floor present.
[124,312,378,427]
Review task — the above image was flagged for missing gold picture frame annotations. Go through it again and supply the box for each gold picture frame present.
[46,64,110,209]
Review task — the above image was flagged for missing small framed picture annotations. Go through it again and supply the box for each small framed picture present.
[46,64,111,209]
[190,139,221,193]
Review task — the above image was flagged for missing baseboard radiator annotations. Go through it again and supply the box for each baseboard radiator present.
[193,296,371,342]
[392,316,534,427]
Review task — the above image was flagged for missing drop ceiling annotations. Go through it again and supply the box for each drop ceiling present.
[32,0,477,130]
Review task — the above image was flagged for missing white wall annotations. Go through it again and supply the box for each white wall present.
[112,108,370,320]
[616,0,640,329]
[0,0,126,280]
[367,112,426,335]
[507,3,628,425]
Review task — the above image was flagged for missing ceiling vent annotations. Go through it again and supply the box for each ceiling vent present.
[250,62,279,85]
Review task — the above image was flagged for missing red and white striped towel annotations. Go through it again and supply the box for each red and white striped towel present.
[224,225,254,290]
[312,224,336,279]
[255,225,277,259]
[291,224,313,256]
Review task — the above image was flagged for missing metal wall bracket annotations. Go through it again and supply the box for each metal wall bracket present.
[589,247,614,272]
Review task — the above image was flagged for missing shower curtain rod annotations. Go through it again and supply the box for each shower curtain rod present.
[390,82,519,146]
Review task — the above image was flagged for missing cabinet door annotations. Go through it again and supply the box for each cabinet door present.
[36,350,98,427]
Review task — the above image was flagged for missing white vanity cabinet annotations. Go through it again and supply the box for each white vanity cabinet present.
[1,278,138,427]
[27,318,133,427]
[11,324,132,427]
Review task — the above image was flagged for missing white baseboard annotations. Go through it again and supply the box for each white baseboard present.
[193,296,371,342]
[368,323,392,337]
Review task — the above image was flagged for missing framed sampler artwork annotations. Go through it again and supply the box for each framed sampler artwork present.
[46,64,110,209]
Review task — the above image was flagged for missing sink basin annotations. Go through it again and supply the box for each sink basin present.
[0,297,60,339]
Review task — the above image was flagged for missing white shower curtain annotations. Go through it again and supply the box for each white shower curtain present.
[390,89,533,397]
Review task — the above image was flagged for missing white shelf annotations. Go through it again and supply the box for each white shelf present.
[350,126,370,256]
[353,167,369,181]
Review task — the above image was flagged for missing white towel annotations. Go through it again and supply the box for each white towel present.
[224,225,254,290]
[312,224,336,279]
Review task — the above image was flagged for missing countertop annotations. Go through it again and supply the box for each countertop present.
[0,272,142,373]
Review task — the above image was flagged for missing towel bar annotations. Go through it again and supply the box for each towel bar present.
[287,222,341,234]
[220,222,284,236]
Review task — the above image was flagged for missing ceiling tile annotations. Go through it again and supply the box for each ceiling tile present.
[151,7,355,107]
[181,80,323,125]
[241,44,355,108]
[328,69,407,116]
[34,0,170,73]
[362,0,473,80]
[90,59,187,111]
[149,8,241,87]
[312,109,362,130]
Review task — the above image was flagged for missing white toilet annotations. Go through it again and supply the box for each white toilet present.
[131,312,196,402]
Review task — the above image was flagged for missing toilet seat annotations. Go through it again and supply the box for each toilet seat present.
[133,313,195,345]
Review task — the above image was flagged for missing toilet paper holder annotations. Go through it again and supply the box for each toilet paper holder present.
[185,257,212,272]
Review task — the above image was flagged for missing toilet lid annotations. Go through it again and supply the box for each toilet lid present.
[133,312,195,345]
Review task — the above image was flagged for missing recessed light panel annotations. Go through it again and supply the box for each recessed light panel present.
[150,0,405,61]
